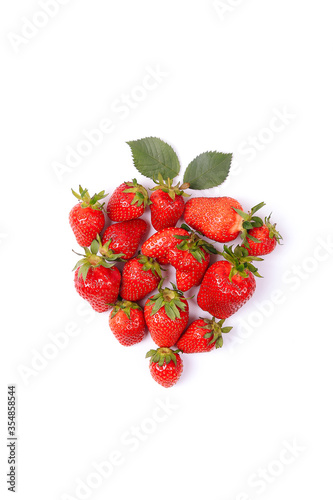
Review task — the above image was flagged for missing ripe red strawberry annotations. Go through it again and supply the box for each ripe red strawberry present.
[101,219,148,260]
[197,245,263,319]
[144,283,189,347]
[120,255,162,302]
[176,318,232,353]
[107,179,150,222]
[69,186,107,246]
[149,175,189,231]
[146,347,183,388]
[243,215,282,256]
[109,301,146,346]
[141,227,189,265]
[184,198,266,244]
[73,240,122,313]
[167,225,219,291]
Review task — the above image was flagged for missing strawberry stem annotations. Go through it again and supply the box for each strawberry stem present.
[146,347,181,366]
[71,185,107,210]
[232,201,265,248]
[150,173,190,200]
[222,245,264,281]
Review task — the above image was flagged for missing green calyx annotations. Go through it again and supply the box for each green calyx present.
[72,239,118,281]
[173,224,221,263]
[146,347,181,367]
[71,185,107,210]
[96,234,126,262]
[198,317,233,349]
[232,201,266,248]
[265,214,283,244]
[110,300,142,319]
[123,178,151,208]
[222,245,264,281]
[137,254,163,278]
[147,281,187,320]
[150,173,190,201]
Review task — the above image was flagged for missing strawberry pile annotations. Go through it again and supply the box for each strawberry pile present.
[69,137,282,388]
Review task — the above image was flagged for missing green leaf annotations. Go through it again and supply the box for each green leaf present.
[151,296,164,315]
[72,258,87,272]
[146,349,156,358]
[127,137,180,181]
[152,353,160,363]
[164,302,176,320]
[170,302,181,319]
[170,353,177,366]
[183,151,232,190]
[90,239,99,254]
[78,263,90,281]
[251,202,266,214]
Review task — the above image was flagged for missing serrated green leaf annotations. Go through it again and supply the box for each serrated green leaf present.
[183,151,232,190]
[127,137,180,181]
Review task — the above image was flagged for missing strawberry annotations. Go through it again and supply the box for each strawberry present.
[101,219,148,260]
[144,283,189,347]
[184,196,243,242]
[176,318,232,353]
[167,224,219,291]
[73,240,122,313]
[146,347,183,388]
[109,300,146,346]
[141,227,189,265]
[242,215,282,256]
[69,186,107,247]
[107,179,150,222]
[184,198,266,244]
[149,175,189,231]
[197,245,263,319]
[120,254,162,302]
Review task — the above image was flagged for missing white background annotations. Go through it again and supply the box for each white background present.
[1,1,332,499]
